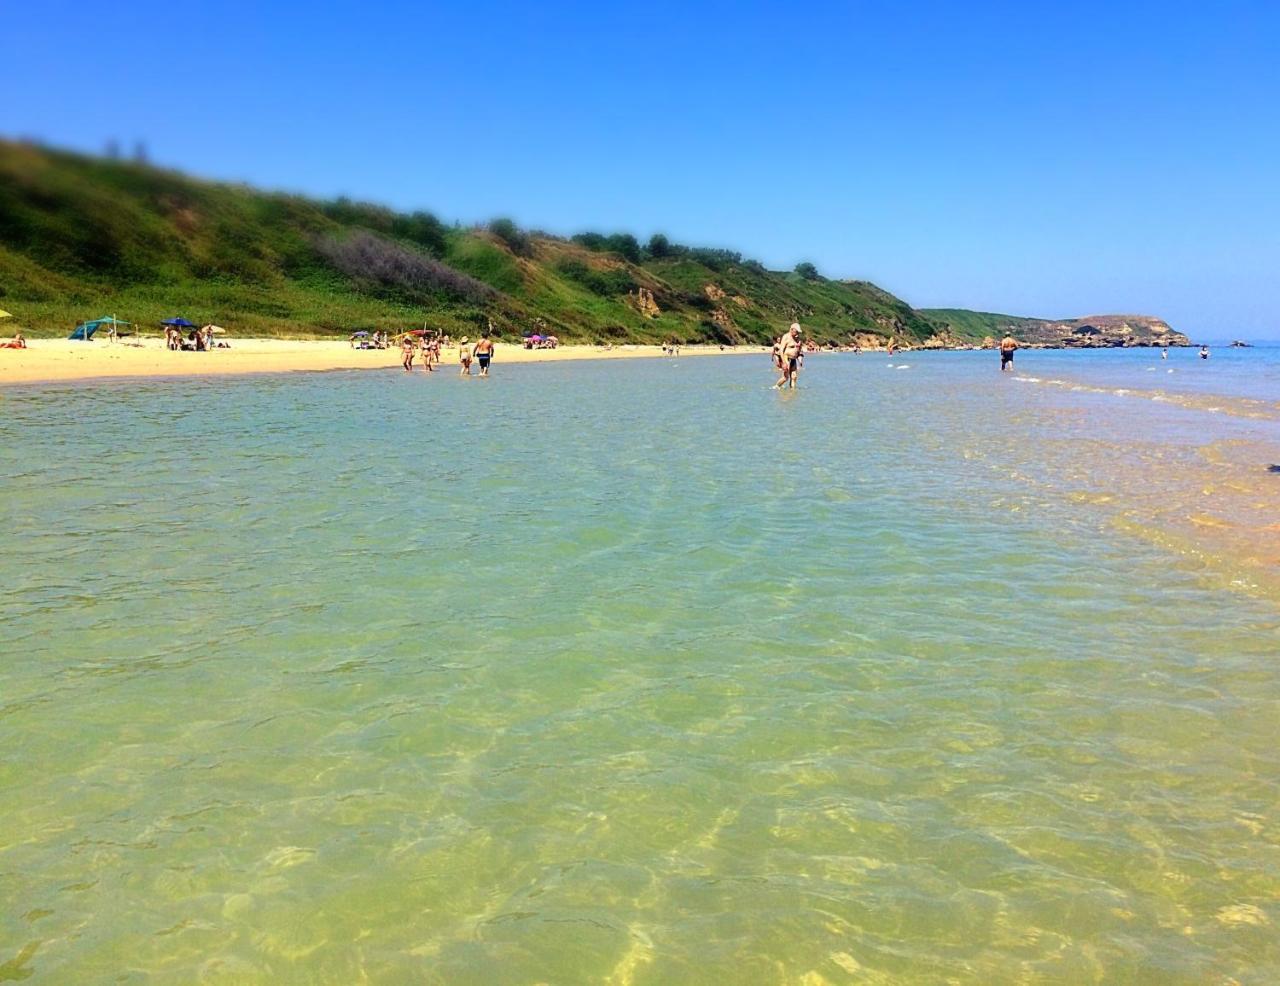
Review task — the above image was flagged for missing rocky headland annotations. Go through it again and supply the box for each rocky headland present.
[922,310,1189,349]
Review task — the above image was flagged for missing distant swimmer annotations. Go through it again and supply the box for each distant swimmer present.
[1200,346,1210,360]
[773,323,803,389]
[1161,347,1168,359]
[474,329,494,377]
[1000,334,1018,371]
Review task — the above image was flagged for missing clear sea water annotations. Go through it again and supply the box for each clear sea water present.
[2,349,1278,984]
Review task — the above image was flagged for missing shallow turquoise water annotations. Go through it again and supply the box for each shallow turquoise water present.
[2,355,1278,983]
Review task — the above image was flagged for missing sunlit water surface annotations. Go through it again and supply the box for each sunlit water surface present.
[2,351,1278,984]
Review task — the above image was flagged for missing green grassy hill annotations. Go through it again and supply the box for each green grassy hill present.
[917,308,1047,340]
[0,140,938,344]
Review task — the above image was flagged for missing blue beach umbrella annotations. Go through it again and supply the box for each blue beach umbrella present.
[162,317,196,328]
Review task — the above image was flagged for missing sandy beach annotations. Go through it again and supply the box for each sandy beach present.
[0,338,755,386]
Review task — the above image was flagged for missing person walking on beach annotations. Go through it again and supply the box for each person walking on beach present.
[774,323,803,389]
[401,334,415,371]
[473,330,494,377]
[458,336,473,376]
[1000,334,1018,371]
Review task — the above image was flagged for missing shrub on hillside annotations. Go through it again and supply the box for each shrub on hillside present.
[604,233,641,263]
[488,217,532,257]
[322,196,395,233]
[795,261,821,280]
[647,233,671,258]
[556,258,636,296]
[570,231,642,263]
[318,231,497,303]
[392,210,449,256]
[688,247,742,270]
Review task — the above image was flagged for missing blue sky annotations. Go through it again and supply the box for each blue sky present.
[8,0,1280,337]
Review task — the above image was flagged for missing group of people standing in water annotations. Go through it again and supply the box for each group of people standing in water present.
[402,329,494,377]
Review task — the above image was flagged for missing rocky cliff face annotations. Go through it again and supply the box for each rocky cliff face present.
[920,309,1189,348]
[1024,315,1187,348]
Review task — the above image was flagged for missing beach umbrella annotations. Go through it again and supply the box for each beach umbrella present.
[0,310,11,319]
[162,317,196,328]
[203,325,227,335]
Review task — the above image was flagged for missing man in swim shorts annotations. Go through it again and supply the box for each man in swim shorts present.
[1000,334,1017,371]
[473,330,494,377]
[774,323,803,389]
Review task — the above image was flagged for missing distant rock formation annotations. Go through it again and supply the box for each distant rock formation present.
[919,327,966,349]
[1023,315,1187,348]
[921,309,1189,348]
[850,331,890,350]
[630,286,661,318]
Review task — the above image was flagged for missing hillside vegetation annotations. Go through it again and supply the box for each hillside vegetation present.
[0,141,938,343]
[918,309,1046,339]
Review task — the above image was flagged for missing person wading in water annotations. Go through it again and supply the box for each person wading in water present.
[774,323,804,389]
[473,330,495,378]
[1000,334,1018,371]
